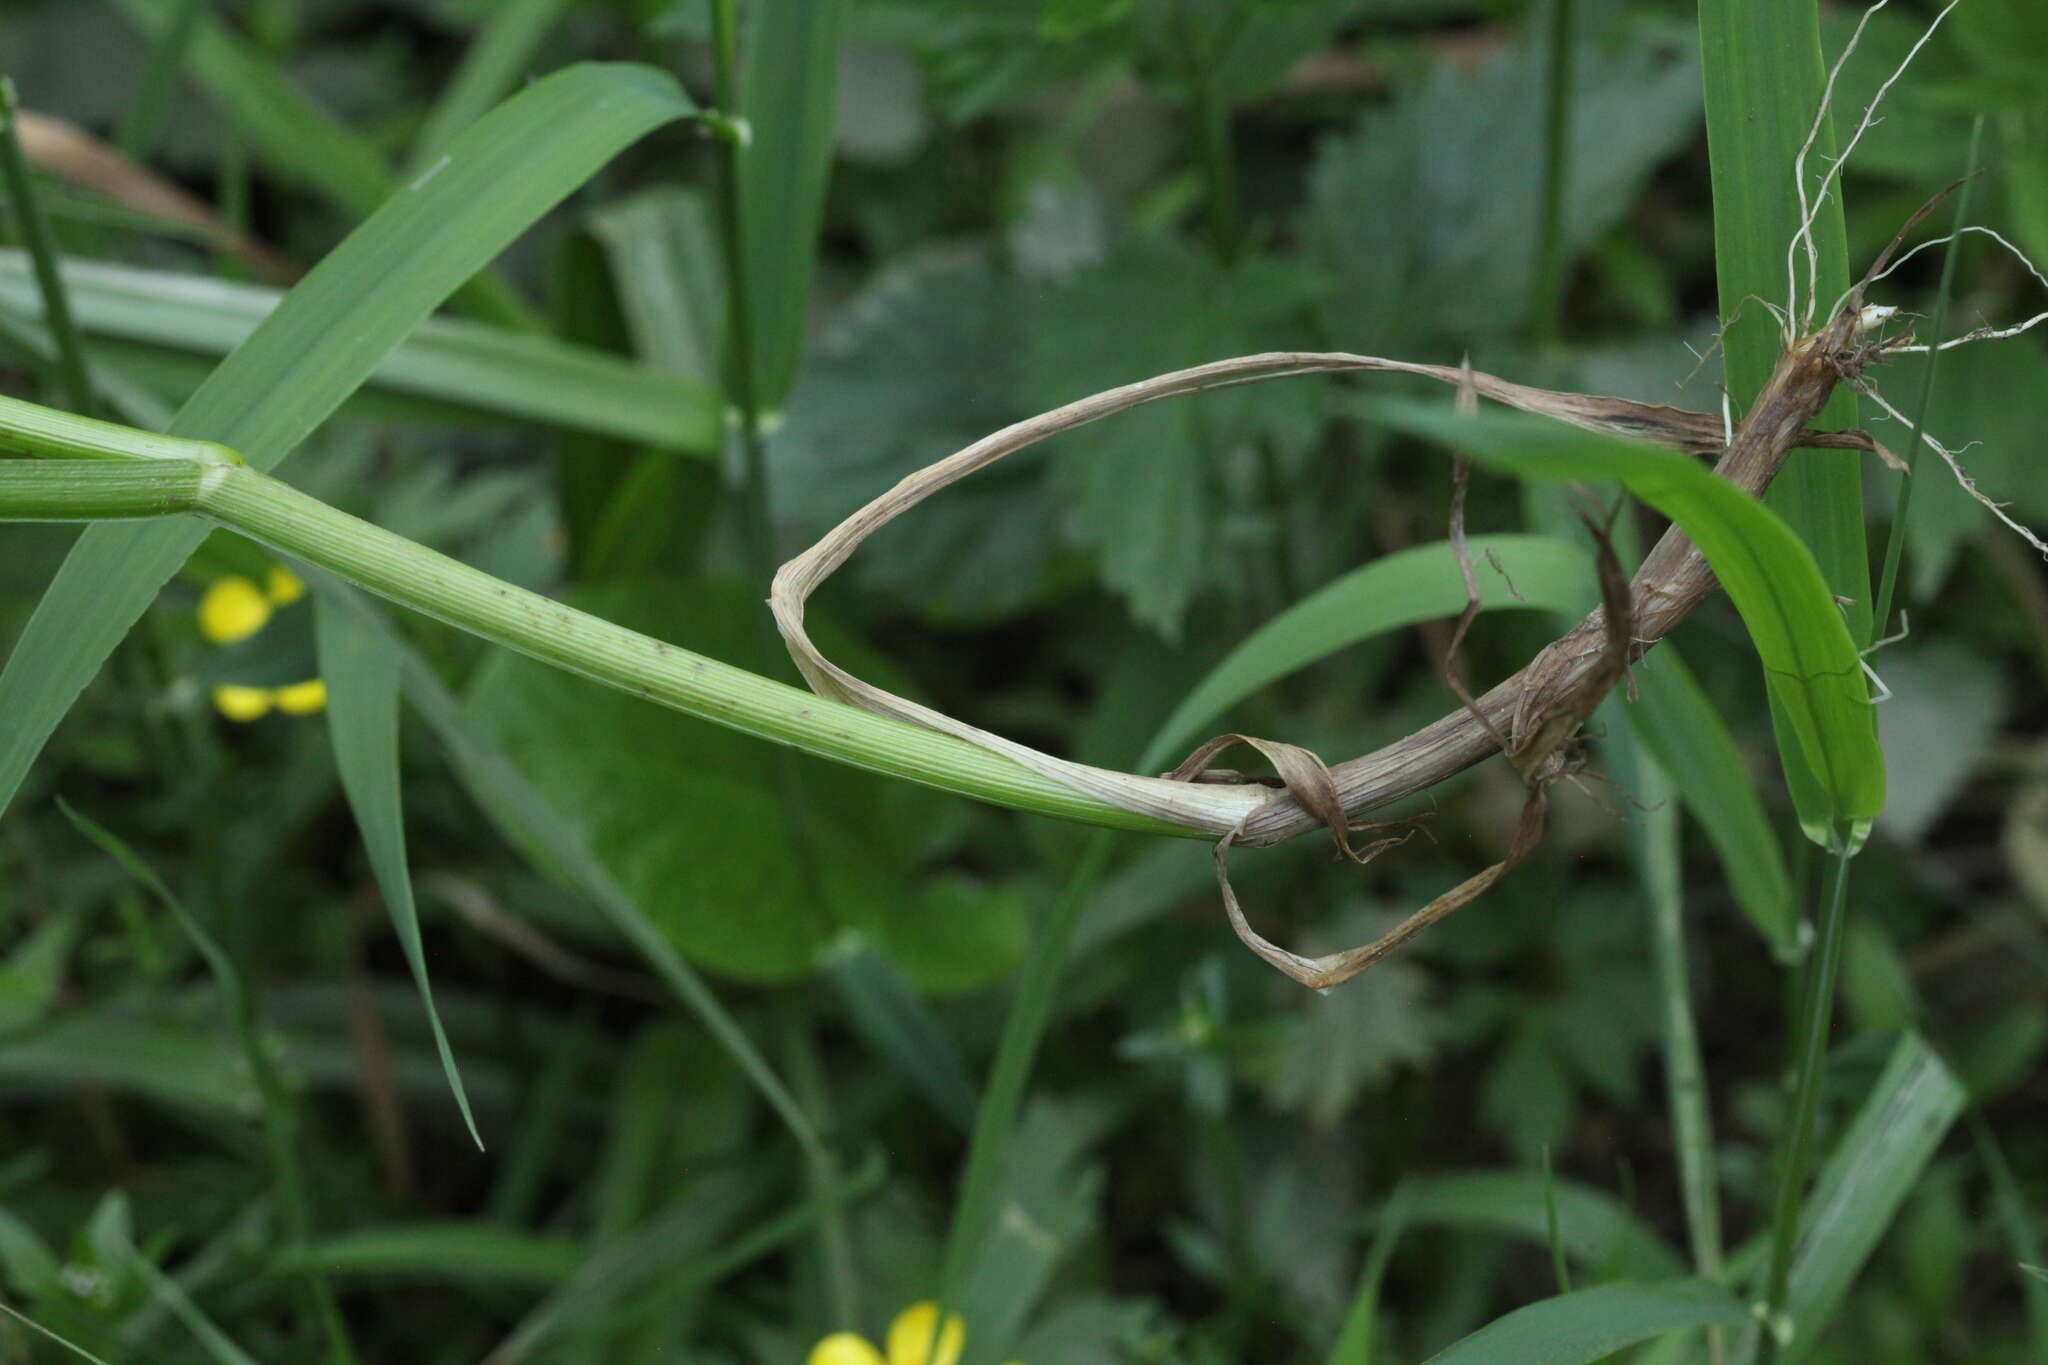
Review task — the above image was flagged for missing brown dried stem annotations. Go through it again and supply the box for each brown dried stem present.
[773,295,1898,984]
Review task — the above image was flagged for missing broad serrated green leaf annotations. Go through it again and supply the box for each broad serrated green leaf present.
[1368,399,1885,832]
[1306,35,1700,351]
[1263,917,1437,1128]
[1026,237,1325,634]
[0,62,699,823]
[863,2,1119,123]
[314,591,480,1149]
[776,248,1052,622]
[1422,1279,1749,1365]
[375,597,827,1161]
[463,580,939,983]
[0,253,721,450]
[1142,534,1596,770]
[952,1099,1109,1364]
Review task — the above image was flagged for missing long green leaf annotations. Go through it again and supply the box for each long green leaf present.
[315,592,481,1149]
[290,1224,583,1287]
[1737,1031,1965,1365]
[0,81,92,413]
[124,1245,262,1365]
[736,0,850,410]
[0,1303,115,1365]
[107,0,389,216]
[0,63,699,822]
[0,254,720,450]
[934,833,1117,1341]
[587,188,725,385]
[1628,649,1798,956]
[1142,534,1596,771]
[828,949,979,1131]
[1699,0,1867,641]
[1422,1279,1750,1365]
[375,602,829,1166]
[1367,399,1884,830]
[1613,740,1725,1284]
[1390,1172,1685,1281]
[1700,0,1870,848]
[1974,1115,2048,1362]
[105,0,538,329]
[1329,1181,1418,1365]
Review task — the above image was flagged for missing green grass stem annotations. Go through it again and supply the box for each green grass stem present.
[1755,837,1855,1364]
[930,830,1118,1358]
[0,458,1229,844]
[0,79,94,414]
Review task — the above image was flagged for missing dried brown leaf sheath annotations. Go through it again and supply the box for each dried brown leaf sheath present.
[773,297,1898,986]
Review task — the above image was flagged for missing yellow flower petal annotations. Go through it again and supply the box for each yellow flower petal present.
[886,1303,964,1365]
[211,684,274,722]
[273,679,327,715]
[197,576,272,645]
[808,1332,886,1365]
[266,564,307,606]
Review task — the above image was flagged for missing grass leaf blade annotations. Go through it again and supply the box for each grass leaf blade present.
[1699,0,1868,642]
[1144,535,1596,771]
[1743,1031,1966,1365]
[0,62,698,822]
[1420,1278,1749,1365]
[1628,647,1798,956]
[1368,400,1884,829]
[315,590,481,1149]
[0,253,722,450]
[736,0,850,410]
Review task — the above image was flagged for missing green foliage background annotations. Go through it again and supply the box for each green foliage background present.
[1,0,2045,1361]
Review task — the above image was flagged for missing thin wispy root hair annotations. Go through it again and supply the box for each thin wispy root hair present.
[775,3,2046,991]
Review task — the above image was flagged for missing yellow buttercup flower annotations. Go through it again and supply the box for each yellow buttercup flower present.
[210,684,275,723]
[808,1333,885,1365]
[806,1302,1020,1365]
[197,575,272,646]
[198,566,324,722]
[273,679,328,714]
[266,564,306,606]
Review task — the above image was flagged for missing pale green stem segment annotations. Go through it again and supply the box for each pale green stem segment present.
[0,430,1195,840]
[0,390,241,464]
